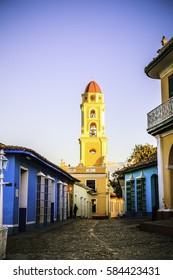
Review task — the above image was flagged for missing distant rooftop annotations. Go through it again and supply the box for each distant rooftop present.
[114,152,157,175]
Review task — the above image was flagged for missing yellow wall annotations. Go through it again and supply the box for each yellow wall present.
[85,141,101,166]
[162,135,173,209]
[76,174,108,216]
[160,68,173,209]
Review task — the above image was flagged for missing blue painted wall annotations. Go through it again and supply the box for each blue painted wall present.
[3,152,66,234]
[124,165,158,216]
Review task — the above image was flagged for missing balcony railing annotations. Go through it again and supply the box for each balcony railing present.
[147,96,173,129]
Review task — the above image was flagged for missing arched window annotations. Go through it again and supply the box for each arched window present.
[90,123,97,137]
[90,95,95,101]
[89,148,96,154]
[90,110,96,118]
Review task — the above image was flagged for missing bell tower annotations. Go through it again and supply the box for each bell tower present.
[79,81,108,167]
[64,80,110,218]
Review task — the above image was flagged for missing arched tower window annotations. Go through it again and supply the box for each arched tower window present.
[90,123,97,137]
[89,148,96,154]
[90,110,96,118]
[90,95,95,101]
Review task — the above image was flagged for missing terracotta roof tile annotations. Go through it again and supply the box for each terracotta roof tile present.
[85,80,102,93]
[0,143,79,182]
[114,152,157,175]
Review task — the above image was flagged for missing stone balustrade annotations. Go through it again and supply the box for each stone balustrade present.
[147,96,173,129]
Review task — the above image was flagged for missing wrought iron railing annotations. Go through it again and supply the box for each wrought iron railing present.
[147,96,173,129]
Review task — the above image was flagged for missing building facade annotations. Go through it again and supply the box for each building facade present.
[73,182,92,218]
[115,153,158,217]
[0,144,78,235]
[109,195,125,218]
[145,36,173,219]
[62,81,110,218]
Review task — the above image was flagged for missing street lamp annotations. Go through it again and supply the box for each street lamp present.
[0,149,9,259]
[0,149,8,226]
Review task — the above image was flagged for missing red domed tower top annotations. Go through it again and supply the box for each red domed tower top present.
[84,81,102,93]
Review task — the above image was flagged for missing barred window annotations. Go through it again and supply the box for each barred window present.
[126,178,135,212]
[86,180,96,191]
[136,177,146,212]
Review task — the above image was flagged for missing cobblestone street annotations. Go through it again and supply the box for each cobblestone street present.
[6,218,173,260]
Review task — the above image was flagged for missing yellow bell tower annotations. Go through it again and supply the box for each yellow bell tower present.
[79,81,108,167]
[63,81,110,218]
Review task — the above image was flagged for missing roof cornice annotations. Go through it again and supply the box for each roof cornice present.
[0,143,79,183]
[114,152,157,175]
[145,37,173,79]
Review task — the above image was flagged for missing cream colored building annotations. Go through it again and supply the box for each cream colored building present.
[73,182,92,218]
[145,36,173,219]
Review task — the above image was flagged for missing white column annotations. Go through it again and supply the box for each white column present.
[156,135,164,210]
[63,183,67,220]
[58,181,63,221]
[105,188,109,216]
[51,179,55,222]
[45,175,53,223]
[84,198,86,217]
[80,197,83,217]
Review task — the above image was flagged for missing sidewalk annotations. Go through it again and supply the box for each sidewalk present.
[5,218,78,260]
[140,218,173,237]
[7,218,77,239]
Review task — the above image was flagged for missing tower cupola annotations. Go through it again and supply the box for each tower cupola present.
[85,81,102,93]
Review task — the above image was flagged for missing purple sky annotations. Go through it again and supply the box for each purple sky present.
[1,0,173,166]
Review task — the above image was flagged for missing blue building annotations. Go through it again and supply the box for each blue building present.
[115,153,158,217]
[0,143,78,235]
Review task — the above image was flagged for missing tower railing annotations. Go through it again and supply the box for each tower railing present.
[147,96,173,129]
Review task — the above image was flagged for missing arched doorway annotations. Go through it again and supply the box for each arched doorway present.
[168,145,173,209]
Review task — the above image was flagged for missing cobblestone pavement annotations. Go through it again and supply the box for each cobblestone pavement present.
[5,218,173,260]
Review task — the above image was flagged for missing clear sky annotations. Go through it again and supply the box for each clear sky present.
[0,0,173,166]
